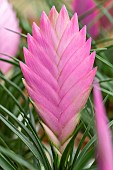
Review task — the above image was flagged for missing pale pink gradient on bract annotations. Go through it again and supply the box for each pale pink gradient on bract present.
[0,0,20,74]
[93,82,113,170]
[20,5,96,151]
[72,0,99,38]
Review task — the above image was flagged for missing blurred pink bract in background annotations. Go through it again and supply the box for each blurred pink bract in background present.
[72,0,113,38]
[72,0,99,38]
[100,0,113,30]
[0,0,20,74]
[94,82,113,170]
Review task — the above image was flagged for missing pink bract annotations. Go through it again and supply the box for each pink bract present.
[20,5,96,151]
[93,82,113,170]
[0,0,20,74]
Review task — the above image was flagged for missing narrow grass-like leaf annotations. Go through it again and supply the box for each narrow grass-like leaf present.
[99,78,113,83]
[59,123,83,170]
[96,38,113,45]
[0,84,27,115]
[50,143,59,170]
[0,154,17,170]
[0,52,20,64]
[73,124,92,164]
[11,71,22,81]
[84,167,97,170]
[91,48,107,52]
[0,58,19,67]
[100,87,113,97]
[0,114,51,170]
[0,105,51,170]
[0,74,26,101]
[72,135,96,170]
[75,147,95,170]
[96,54,113,69]
[0,147,38,170]
[0,82,51,169]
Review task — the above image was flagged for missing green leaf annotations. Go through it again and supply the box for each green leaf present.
[73,124,92,164]
[72,135,96,170]
[0,74,26,101]
[96,54,113,69]
[91,48,107,52]
[0,58,19,67]
[0,147,38,170]
[59,123,83,170]
[100,87,113,97]
[0,153,17,170]
[75,148,95,170]
[0,84,25,114]
[0,114,51,170]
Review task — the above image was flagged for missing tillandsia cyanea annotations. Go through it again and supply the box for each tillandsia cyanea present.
[20,5,97,152]
[94,81,113,170]
[0,0,20,74]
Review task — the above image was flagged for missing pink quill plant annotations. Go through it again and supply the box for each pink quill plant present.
[93,81,113,170]
[20,5,96,152]
[0,0,20,74]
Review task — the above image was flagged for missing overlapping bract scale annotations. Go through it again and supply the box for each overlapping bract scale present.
[0,0,20,74]
[20,6,96,151]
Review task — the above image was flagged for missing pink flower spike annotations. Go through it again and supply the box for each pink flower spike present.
[72,0,99,38]
[93,81,113,170]
[0,0,20,74]
[20,5,96,152]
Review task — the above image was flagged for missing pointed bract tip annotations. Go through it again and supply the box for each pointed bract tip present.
[22,78,26,86]
[50,5,56,11]
[61,5,67,10]
[86,37,92,47]
[27,33,33,44]
[20,61,25,69]
[60,5,68,15]
[91,51,96,59]
[72,12,78,19]
[23,47,26,54]
[79,26,86,39]
[40,11,49,27]
[23,47,29,56]
[40,11,48,20]
[27,33,31,39]
[49,5,58,17]
[32,22,39,30]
